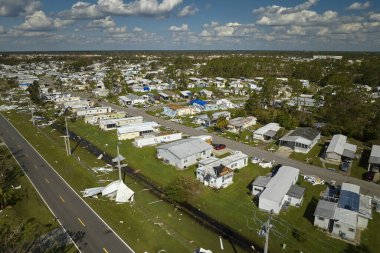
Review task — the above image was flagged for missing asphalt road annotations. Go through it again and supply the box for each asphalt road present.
[98,101,380,197]
[0,114,134,253]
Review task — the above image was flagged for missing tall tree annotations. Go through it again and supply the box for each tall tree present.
[103,69,126,92]
[27,81,41,105]
[261,77,279,108]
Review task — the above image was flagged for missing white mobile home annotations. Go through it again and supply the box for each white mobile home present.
[325,134,357,162]
[314,183,373,242]
[133,132,182,148]
[117,122,159,140]
[76,107,112,117]
[196,164,234,189]
[253,123,281,141]
[99,116,144,131]
[157,138,213,170]
[257,166,302,214]
[279,127,321,154]
[368,145,380,172]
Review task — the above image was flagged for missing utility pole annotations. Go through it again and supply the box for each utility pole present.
[112,145,126,181]
[264,211,273,253]
[63,117,71,156]
[29,100,35,126]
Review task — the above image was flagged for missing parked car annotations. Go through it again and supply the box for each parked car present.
[340,162,349,172]
[213,144,226,150]
[363,171,375,182]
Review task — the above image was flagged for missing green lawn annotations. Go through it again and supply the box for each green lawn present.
[9,109,380,253]
[4,111,245,253]
[0,145,77,252]
[65,118,380,253]
[290,142,325,167]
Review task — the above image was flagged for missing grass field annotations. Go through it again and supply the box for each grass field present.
[4,111,246,253]
[65,118,380,253]
[0,144,77,252]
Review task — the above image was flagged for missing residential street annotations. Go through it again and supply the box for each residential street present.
[98,101,380,197]
[0,114,134,253]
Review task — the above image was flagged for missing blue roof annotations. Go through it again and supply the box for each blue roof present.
[143,86,150,91]
[190,99,207,106]
[338,190,360,212]
[19,83,32,86]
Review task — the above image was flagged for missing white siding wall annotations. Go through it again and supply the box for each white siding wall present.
[326,152,341,161]
[314,216,330,230]
[357,216,369,230]
[134,133,182,148]
[332,221,356,241]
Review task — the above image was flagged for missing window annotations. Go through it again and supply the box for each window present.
[334,224,340,228]
[318,217,325,221]
[348,228,355,232]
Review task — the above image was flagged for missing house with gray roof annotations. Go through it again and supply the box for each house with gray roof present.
[157,138,213,170]
[251,166,305,214]
[368,145,380,172]
[314,183,372,242]
[325,134,357,162]
[279,127,321,153]
[253,123,281,141]
[118,94,145,106]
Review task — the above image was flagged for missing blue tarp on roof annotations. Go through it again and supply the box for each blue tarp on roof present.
[338,190,360,212]
[143,86,150,91]
[190,99,207,106]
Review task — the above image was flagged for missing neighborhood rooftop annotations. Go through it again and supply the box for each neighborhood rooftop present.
[157,138,213,159]
[369,145,380,164]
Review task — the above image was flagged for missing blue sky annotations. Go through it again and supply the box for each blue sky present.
[0,0,380,51]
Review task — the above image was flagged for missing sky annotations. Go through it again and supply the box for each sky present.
[0,0,380,51]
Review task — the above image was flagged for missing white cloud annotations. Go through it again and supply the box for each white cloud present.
[287,25,306,35]
[347,2,370,10]
[169,24,188,32]
[16,11,73,31]
[59,1,103,19]
[337,22,363,33]
[253,0,338,27]
[199,21,256,40]
[133,27,143,32]
[60,0,183,19]
[87,16,115,28]
[178,5,198,17]
[256,9,337,26]
[107,26,127,33]
[87,16,127,34]
[370,13,380,21]
[0,0,41,17]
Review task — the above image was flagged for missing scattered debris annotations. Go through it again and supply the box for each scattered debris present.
[259,160,275,168]
[251,156,262,164]
[303,175,325,185]
[82,187,105,197]
[91,164,113,173]
[102,180,134,203]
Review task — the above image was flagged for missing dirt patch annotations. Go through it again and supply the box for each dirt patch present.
[275,146,293,157]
